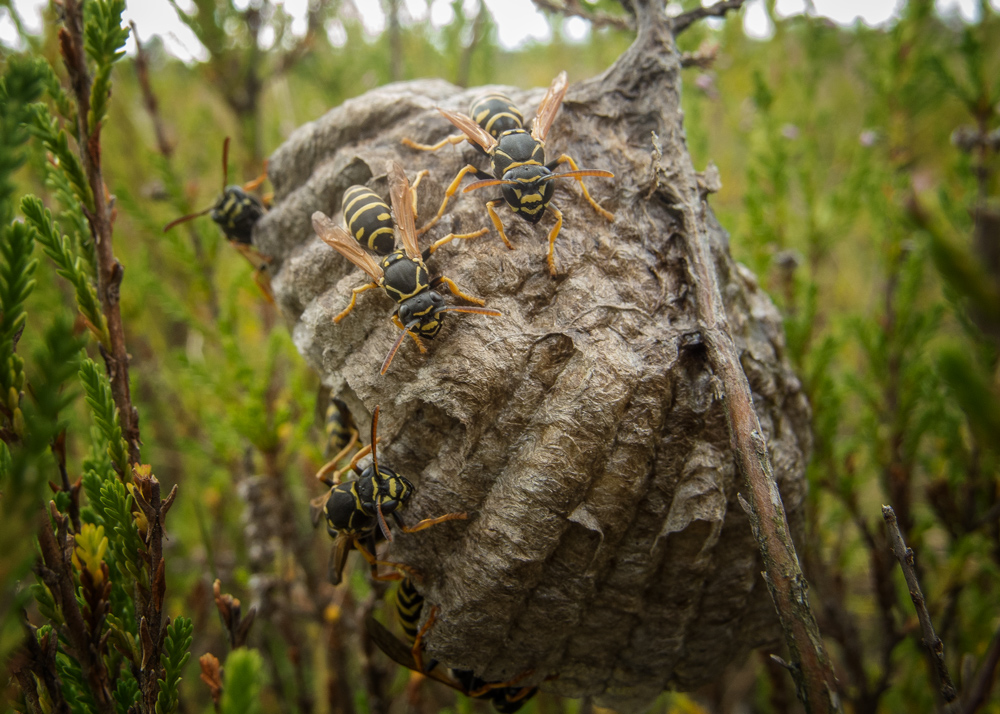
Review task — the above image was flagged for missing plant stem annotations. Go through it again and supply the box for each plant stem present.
[60,0,141,465]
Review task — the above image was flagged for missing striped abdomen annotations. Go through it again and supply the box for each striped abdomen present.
[343,185,395,255]
[469,93,524,139]
[395,577,424,644]
[324,397,355,459]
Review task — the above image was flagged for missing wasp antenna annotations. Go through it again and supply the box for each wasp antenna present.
[380,320,420,375]
[372,496,392,543]
[163,205,213,232]
[436,306,503,317]
[541,169,615,183]
[221,136,231,190]
[463,178,518,193]
[370,405,380,472]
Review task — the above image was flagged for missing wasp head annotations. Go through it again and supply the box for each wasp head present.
[500,165,555,224]
[398,290,447,339]
[376,467,414,516]
[210,185,266,244]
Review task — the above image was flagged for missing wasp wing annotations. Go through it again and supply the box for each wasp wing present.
[531,71,568,142]
[365,615,468,691]
[312,211,384,283]
[438,108,497,154]
[328,533,355,585]
[386,162,421,261]
[309,492,328,528]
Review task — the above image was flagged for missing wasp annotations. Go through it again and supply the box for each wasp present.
[403,72,615,275]
[311,406,467,585]
[367,581,538,713]
[314,393,360,484]
[163,137,274,300]
[312,161,502,374]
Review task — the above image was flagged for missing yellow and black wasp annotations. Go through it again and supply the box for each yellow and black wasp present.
[312,161,502,374]
[163,137,274,300]
[367,581,538,713]
[404,72,615,275]
[314,393,360,484]
[311,406,467,585]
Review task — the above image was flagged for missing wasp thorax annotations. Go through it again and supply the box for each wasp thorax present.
[492,129,544,176]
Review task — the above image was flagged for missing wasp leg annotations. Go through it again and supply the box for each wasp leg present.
[391,314,428,353]
[545,204,564,276]
[464,669,535,698]
[354,537,419,582]
[423,227,490,259]
[410,169,429,219]
[429,276,485,307]
[330,440,379,485]
[335,282,379,323]
[315,429,360,484]
[395,511,468,534]
[242,159,269,192]
[411,605,439,673]
[417,164,484,236]
[253,267,275,303]
[402,133,467,152]
[486,199,515,250]
[549,154,614,221]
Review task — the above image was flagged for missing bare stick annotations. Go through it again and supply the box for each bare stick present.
[672,0,746,35]
[649,2,841,698]
[962,622,1000,714]
[882,505,959,706]
[531,0,634,31]
[131,23,172,158]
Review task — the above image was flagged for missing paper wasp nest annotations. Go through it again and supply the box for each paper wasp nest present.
[254,17,810,710]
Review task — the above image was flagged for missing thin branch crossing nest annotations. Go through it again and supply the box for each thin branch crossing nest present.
[255,13,810,709]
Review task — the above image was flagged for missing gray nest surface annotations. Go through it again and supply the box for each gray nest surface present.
[253,21,811,709]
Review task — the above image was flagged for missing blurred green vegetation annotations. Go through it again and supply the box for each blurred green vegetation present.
[1,0,998,712]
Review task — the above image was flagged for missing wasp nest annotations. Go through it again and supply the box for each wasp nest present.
[254,14,810,710]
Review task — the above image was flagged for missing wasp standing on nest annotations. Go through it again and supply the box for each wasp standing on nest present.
[314,393,360,484]
[163,137,274,301]
[367,580,538,713]
[402,71,615,275]
[311,406,467,585]
[312,161,502,374]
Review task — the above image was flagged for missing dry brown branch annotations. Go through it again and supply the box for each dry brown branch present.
[199,652,224,711]
[672,0,746,35]
[60,0,140,465]
[213,579,257,649]
[35,508,115,713]
[962,622,1000,714]
[530,0,634,31]
[131,23,172,159]
[130,466,179,711]
[882,505,959,707]
[642,0,838,701]
[680,43,719,69]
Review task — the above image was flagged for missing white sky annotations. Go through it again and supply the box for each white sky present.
[0,0,992,61]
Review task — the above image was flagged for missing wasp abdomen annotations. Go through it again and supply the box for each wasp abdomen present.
[470,93,524,139]
[343,185,396,255]
[395,577,424,642]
